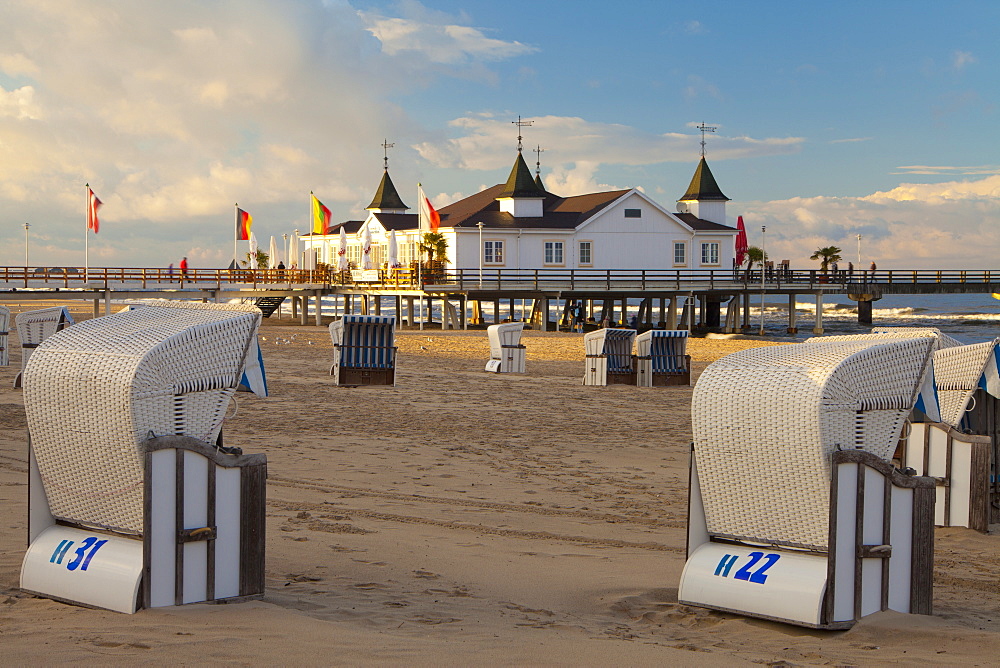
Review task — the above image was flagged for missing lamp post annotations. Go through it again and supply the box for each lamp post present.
[283,233,289,268]
[477,221,484,288]
[759,225,766,336]
[24,222,30,268]
[857,233,862,267]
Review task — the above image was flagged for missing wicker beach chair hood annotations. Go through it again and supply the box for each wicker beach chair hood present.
[22,302,261,535]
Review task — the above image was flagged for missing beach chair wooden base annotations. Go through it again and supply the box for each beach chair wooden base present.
[333,366,396,387]
[486,345,526,373]
[680,448,935,629]
[899,422,992,533]
[638,356,692,387]
[21,435,266,613]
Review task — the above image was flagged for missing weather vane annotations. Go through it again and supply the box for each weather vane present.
[512,116,533,152]
[381,138,395,170]
[696,122,717,157]
[534,144,544,175]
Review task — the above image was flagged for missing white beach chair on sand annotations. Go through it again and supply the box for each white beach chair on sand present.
[898,337,1000,532]
[583,328,636,386]
[486,322,526,373]
[680,337,937,629]
[0,304,9,367]
[13,306,74,387]
[635,329,690,387]
[19,302,267,613]
[329,315,396,386]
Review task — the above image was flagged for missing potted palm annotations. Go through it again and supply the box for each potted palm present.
[810,246,842,281]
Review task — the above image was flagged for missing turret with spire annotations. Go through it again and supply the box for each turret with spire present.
[366,139,409,213]
[496,117,546,217]
[676,123,729,225]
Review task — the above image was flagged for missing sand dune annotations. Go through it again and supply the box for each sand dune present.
[0,305,997,665]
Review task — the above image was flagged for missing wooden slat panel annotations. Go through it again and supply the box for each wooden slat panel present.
[239,462,267,598]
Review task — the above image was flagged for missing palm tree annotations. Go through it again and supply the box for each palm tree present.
[418,232,449,265]
[241,250,269,269]
[810,246,842,273]
[742,245,765,280]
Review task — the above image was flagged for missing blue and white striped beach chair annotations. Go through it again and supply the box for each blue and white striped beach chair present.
[583,328,636,386]
[329,315,397,386]
[636,329,690,386]
[899,337,1000,532]
[13,305,74,388]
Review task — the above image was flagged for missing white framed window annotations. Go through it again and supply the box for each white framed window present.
[624,208,642,218]
[673,241,686,266]
[483,240,504,264]
[578,240,592,266]
[700,242,720,265]
[544,240,564,265]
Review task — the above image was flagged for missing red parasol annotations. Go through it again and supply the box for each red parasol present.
[735,215,748,266]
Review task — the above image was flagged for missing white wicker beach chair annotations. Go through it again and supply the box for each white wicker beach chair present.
[583,328,636,386]
[329,315,396,386]
[807,327,962,351]
[635,329,690,387]
[0,304,9,367]
[13,305,74,387]
[485,322,526,373]
[19,301,267,613]
[898,337,1000,531]
[680,337,937,629]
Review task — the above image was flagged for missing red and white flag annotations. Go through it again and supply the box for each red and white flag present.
[87,187,102,234]
[417,184,440,233]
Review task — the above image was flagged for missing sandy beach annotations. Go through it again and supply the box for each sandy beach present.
[1,303,998,665]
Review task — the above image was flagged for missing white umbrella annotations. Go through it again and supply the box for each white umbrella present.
[337,228,348,271]
[361,226,373,270]
[249,232,259,269]
[289,231,299,269]
[387,229,399,268]
[268,235,278,269]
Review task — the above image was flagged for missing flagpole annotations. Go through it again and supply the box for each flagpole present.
[234,203,239,269]
[85,183,90,282]
[417,184,424,330]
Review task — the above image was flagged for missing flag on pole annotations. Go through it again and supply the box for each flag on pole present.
[311,193,332,235]
[236,207,252,241]
[735,215,748,267]
[87,187,102,234]
[417,184,440,233]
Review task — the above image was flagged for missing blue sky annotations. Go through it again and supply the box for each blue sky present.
[0,0,997,268]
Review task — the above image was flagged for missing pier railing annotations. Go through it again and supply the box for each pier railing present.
[0,266,997,293]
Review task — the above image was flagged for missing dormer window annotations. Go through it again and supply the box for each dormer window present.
[624,208,641,218]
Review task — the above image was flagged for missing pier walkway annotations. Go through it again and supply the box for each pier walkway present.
[2,266,998,334]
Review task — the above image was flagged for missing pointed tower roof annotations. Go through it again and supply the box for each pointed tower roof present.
[498,152,546,199]
[679,157,730,202]
[367,170,409,210]
[534,173,546,192]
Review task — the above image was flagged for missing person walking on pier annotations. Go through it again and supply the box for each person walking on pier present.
[180,256,188,279]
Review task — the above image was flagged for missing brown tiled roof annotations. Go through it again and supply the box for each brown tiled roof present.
[436,184,630,230]
[674,212,737,231]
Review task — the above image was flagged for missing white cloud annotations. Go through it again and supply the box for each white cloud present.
[358,11,536,64]
[0,0,540,265]
[415,114,803,170]
[739,174,1000,269]
[829,137,872,144]
[952,50,977,70]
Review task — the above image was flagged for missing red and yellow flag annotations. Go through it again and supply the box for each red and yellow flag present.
[236,207,252,241]
[311,193,331,235]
